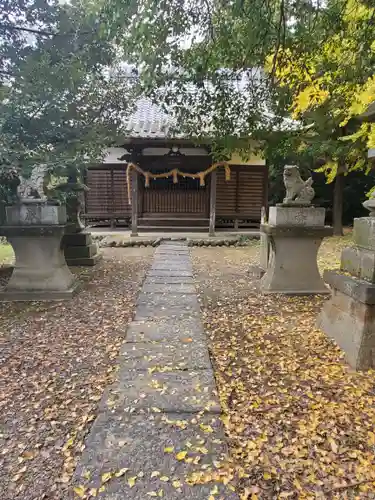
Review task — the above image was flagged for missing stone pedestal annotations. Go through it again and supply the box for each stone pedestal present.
[0,202,79,301]
[318,217,375,370]
[261,206,332,294]
[259,207,269,271]
[63,231,102,266]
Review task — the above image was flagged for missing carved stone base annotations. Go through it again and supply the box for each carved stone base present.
[0,225,78,301]
[260,225,333,294]
[318,270,375,370]
[269,206,326,227]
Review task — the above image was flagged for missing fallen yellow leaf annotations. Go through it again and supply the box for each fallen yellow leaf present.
[101,472,112,483]
[114,468,129,477]
[73,485,86,498]
[128,476,137,488]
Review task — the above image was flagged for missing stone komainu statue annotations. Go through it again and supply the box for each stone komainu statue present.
[283,165,315,205]
[17,165,48,200]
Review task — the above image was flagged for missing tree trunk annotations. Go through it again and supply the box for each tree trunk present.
[333,173,344,236]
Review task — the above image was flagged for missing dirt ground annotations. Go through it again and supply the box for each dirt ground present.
[192,234,375,499]
[0,248,153,500]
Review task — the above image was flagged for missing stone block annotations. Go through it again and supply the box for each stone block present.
[261,224,333,238]
[341,246,375,282]
[137,293,199,308]
[64,243,98,259]
[261,228,330,294]
[268,206,325,227]
[5,203,66,225]
[318,284,375,370]
[323,270,375,304]
[62,231,92,247]
[144,276,195,285]
[65,253,103,267]
[134,303,200,321]
[125,318,206,343]
[148,269,193,278]
[102,370,221,414]
[0,283,80,301]
[260,232,269,270]
[152,263,192,272]
[141,283,196,294]
[119,341,212,371]
[353,217,375,250]
[0,227,79,301]
[74,412,236,500]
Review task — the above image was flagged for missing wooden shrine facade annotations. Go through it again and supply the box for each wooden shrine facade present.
[83,142,268,234]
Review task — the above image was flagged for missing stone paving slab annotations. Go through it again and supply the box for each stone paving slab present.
[134,304,200,321]
[148,269,193,277]
[137,293,199,308]
[119,341,212,371]
[144,276,195,285]
[154,248,190,254]
[151,265,192,273]
[152,254,190,259]
[125,319,206,343]
[142,283,196,293]
[74,411,237,499]
[102,370,221,414]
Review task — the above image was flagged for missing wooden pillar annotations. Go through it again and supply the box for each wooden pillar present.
[110,168,115,228]
[131,169,138,236]
[209,170,217,237]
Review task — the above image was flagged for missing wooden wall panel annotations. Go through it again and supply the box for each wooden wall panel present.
[85,166,131,219]
[237,169,265,219]
[84,162,268,225]
[216,168,237,215]
[216,166,266,220]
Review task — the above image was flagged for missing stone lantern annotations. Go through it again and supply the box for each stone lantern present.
[55,174,101,266]
[318,101,375,370]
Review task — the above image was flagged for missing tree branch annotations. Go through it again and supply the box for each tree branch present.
[0,23,91,38]
[269,0,286,83]
[0,23,57,37]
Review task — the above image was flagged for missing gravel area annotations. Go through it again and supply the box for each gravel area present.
[192,239,375,498]
[0,247,153,500]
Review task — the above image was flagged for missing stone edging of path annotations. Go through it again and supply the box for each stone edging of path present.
[94,235,258,248]
[73,241,238,499]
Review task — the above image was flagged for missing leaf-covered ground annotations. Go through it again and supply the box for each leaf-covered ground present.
[192,234,375,499]
[0,248,153,500]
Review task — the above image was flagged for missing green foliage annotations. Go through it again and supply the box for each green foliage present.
[0,0,136,202]
[98,0,375,189]
[100,0,303,152]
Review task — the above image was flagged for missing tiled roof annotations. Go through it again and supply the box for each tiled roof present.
[123,90,300,140]
[124,98,177,139]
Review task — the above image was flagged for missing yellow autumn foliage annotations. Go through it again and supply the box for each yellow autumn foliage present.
[267,0,375,179]
[293,83,329,117]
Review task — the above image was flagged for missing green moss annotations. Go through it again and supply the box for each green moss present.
[0,243,14,265]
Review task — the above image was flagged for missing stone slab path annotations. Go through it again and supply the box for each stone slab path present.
[74,242,237,499]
